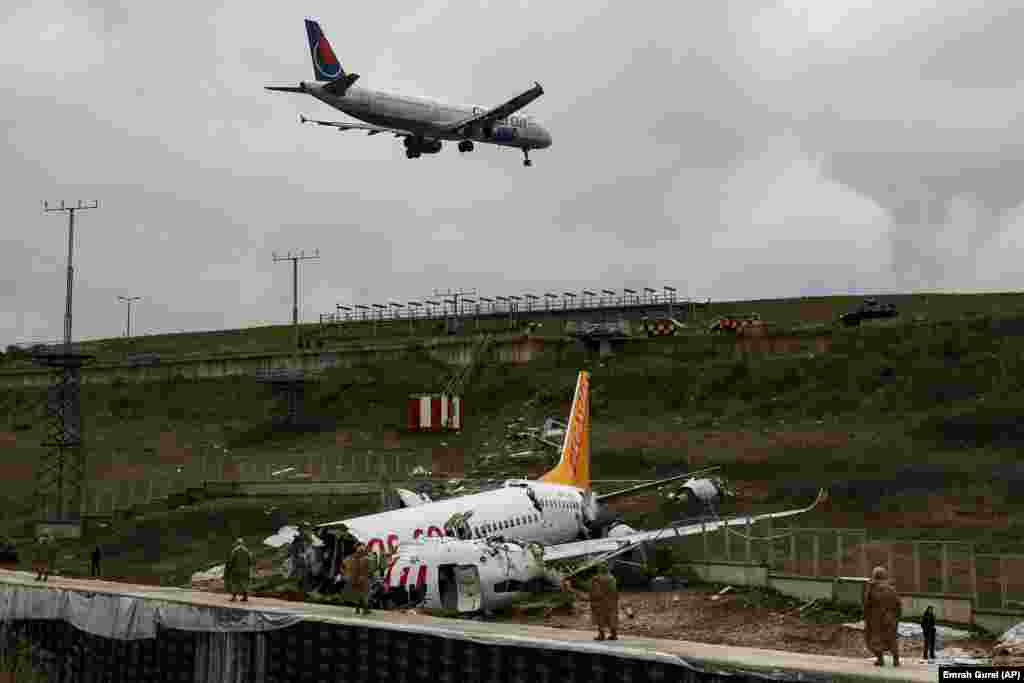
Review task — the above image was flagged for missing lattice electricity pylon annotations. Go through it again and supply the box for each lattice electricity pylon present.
[32,349,94,523]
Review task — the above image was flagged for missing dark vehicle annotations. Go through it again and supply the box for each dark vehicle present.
[839,299,898,327]
[0,537,18,563]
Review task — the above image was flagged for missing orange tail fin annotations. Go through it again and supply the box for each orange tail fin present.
[540,371,591,490]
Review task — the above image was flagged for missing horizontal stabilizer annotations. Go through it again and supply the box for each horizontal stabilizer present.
[266,85,307,93]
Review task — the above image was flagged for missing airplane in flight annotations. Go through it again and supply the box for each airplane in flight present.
[266,19,553,166]
[270,370,828,612]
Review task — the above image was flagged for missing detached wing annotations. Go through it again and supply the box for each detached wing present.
[544,489,829,571]
[442,82,544,135]
[298,114,414,138]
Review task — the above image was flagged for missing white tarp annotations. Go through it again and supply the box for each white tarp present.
[191,565,225,583]
[842,620,972,640]
[0,584,301,641]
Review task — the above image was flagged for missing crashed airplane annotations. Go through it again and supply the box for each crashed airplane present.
[266,370,828,612]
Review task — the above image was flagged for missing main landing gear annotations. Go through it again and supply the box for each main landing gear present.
[458,140,474,153]
[521,148,533,167]
[405,148,421,159]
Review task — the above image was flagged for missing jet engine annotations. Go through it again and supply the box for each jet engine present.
[406,138,442,154]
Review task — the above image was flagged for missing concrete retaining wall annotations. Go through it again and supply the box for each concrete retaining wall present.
[0,335,569,389]
[769,575,836,602]
[973,608,1024,635]
[684,561,1024,631]
[690,561,768,586]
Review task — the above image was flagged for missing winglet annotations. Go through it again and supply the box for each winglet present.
[539,371,590,490]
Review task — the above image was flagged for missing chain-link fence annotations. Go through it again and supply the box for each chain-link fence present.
[680,517,1024,610]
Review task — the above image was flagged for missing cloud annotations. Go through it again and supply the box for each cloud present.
[4,1,1024,345]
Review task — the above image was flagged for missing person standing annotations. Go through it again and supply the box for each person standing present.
[33,535,53,582]
[921,606,936,660]
[344,543,371,615]
[90,545,102,578]
[863,566,902,667]
[226,538,252,602]
[563,563,619,641]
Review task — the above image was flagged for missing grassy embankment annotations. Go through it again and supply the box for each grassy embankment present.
[2,292,1024,584]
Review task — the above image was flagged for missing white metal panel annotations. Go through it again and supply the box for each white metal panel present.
[420,396,431,428]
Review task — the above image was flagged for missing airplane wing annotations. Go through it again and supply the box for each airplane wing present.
[543,488,829,571]
[442,82,544,135]
[297,114,415,138]
[594,466,722,504]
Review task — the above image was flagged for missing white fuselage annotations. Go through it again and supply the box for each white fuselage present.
[304,82,553,149]
[319,480,588,575]
[388,537,549,613]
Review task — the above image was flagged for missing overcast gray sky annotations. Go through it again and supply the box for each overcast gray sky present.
[3,0,1024,345]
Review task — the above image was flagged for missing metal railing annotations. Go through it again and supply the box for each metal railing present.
[321,291,706,325]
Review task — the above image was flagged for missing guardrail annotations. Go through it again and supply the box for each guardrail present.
[320,293,707,325]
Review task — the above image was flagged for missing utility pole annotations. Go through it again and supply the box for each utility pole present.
[36,199,99,530]
[273,249,320,353]
[117,295,142,337]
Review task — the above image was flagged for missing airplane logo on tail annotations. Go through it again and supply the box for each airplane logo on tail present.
[305,19,342,81]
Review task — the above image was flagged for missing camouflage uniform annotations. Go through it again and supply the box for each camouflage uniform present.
[225,538,252,602]
[863,566,901,666]
[344,545,372,614]
[34,535,56,582]
[589,564,619,641]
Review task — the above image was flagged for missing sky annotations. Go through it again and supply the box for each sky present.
[3,0,1024,345]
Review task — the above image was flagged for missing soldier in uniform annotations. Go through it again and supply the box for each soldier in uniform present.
[344,543,371,615]
[34,535,56,582]
[863,566,902,666]
[225,538,252,602]
[563,563,619,641]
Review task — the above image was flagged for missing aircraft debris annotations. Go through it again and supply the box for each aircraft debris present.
[710,586,734,601]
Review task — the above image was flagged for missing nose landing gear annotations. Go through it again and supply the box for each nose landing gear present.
[458,140,475,153]
[521,148,533,167]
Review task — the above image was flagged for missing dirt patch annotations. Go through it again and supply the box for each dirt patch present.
[158,431,191,465]
[335,431,353,447]
[735,335,832,356]
[501,586,995,660]
[0,462,34,481]
[0,432,16,449]
[92,463,151,482]
[432,448,465,477]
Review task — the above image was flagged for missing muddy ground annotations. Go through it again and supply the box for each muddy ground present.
[496,584,996,661]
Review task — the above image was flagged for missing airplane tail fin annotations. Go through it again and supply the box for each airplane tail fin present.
[305,19,347,82]
[540,371,591,491]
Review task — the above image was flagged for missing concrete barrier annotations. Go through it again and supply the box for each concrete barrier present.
[0,570,937,683]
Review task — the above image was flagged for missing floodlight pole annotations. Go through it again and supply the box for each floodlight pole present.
[117,296,142,337]
[44,200,99,354]
[273,249,320,354]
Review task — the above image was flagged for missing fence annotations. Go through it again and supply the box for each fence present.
[320,291,705,325]
[679,518,1024,611]
[81,449,431,518]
